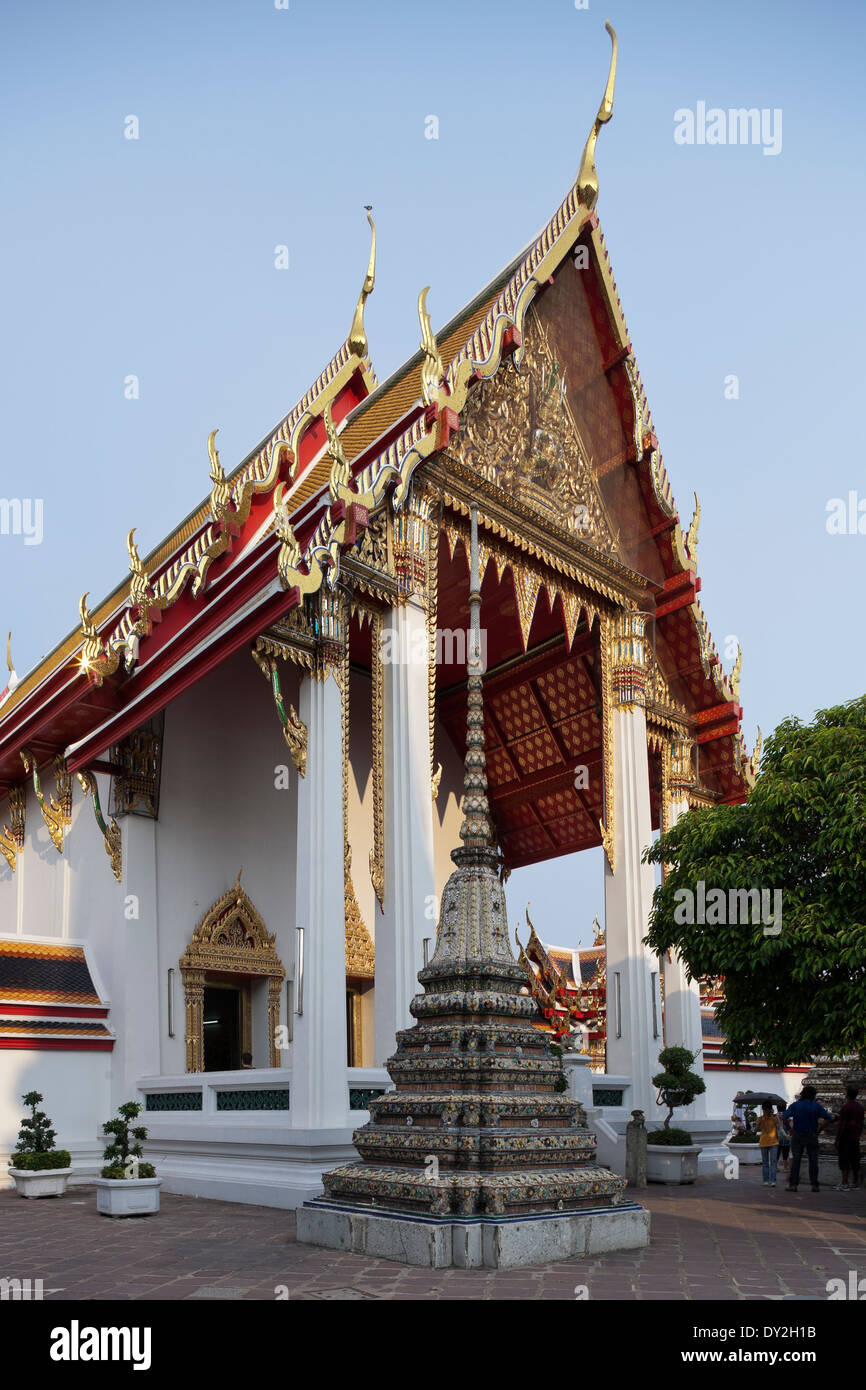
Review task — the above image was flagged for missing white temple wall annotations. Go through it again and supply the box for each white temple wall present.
[0,772,122,960]
[154,648,299,1079]
[432,715,465,922]
[0,1048,108,1182]
[702,1065,806,1121]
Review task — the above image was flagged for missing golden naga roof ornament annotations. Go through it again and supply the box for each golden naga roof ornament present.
[273,482,302,572]
[686,492,701,566]
[418,286,444,407]
[207,429,234,524]
[576,19,618,211]
[348,207,376,359]
[126,528,151,608]
[2,631,18,701]
[77,593,119,685]
[730,643,742,700]
[324,401,351,502]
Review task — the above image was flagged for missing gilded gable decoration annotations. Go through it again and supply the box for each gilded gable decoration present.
[76,771,122,882]
[251,646,308,777]
[446,310,619,552]
[112,720,164,819]
[20,749,65,853]
[0,786,25,872]
[345,843,375,979]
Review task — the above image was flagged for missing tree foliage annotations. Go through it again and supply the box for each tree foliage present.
[101,1101,156,1180]
[651,1045,706,1129]
[645,696,866,1068]
[14,1091,57,1154]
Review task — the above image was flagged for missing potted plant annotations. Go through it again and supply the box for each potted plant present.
[725,1130,763,1164]
[646,1046,706,1184]
[8,1092,73,1198]
[93,1101,162,1216]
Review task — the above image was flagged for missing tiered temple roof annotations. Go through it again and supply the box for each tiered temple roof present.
[0,43,756,817]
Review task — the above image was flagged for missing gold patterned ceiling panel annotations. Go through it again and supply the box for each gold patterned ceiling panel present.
[485,745,519,787]
[557,711,599,757]
[506,824,551,856]
[489,686,545,739]
[502,803,540,831]
[509,728,561,777]
[534,662,594,721]
[534,788,579,821]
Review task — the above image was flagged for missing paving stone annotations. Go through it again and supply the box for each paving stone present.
[1,1169,864,1300]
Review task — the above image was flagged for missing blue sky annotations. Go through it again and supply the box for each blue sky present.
[1,0,863,948]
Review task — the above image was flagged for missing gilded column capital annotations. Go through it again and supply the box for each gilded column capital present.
[668,736,696,802]
[610,609,648,707]
[393,487,434,602]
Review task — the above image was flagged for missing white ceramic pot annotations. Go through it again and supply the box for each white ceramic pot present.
[8,1167,73,1199]
[93,1176,162,1216]
[723,1142,763,1165]
[646,1144,702,1184]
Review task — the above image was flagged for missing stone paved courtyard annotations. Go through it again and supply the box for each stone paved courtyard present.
[1,1165,864,1301]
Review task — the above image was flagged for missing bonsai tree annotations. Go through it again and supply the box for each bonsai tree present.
[650,1046,706,1146]
[10,1091,71,1171]
[100,1101,156,1180]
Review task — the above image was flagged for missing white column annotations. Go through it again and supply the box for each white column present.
[117,815,160,1106]
[661,785,707,1117]
[603,700,661,1115]
[374,594,436,1065]
[290,669,349,1129]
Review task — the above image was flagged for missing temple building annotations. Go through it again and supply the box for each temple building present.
[0,28,775,1207]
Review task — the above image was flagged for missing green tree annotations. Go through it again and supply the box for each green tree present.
[645,696,866,1068]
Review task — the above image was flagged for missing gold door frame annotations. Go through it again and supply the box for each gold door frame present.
[180,875,285,1073]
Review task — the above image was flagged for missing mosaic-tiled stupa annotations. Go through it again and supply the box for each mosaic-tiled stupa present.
[315,509,626,1223]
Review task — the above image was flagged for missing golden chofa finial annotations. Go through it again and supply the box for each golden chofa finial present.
[126,528,150,607]
[6,631,13,677]
[348,207,376,359]
[686,492,700,565]
[418,286,444,406]
[730,643,742,700]
[77,593,119,683]
[324,402,351,501]
[576,19,618,211]
[207,429,233,523]
[272,482,302,572]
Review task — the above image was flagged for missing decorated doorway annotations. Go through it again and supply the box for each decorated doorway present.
[180,873,285,1072]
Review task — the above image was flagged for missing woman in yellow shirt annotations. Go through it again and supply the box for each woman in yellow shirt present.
[757,1102,781,1186]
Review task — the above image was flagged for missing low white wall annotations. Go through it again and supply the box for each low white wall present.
[0,1048,110,1186]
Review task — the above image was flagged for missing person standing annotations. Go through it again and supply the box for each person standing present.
[784,1085,833,1193]
[757,1101,781,1187]
[776,1103,791,1170]
[834,1086,864,1192]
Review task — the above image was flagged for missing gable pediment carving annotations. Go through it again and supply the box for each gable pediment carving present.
[447,310,620,554]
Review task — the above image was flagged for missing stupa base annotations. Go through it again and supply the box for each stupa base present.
[296,1198,650,1269]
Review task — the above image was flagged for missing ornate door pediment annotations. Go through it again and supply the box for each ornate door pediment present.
[180,874,285,1072]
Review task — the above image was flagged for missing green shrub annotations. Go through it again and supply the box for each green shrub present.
[100,1100,156,1179]
[101,1162,157,1181]
[10,1149,72,1172]
[729,1130,760,1144]
[12,1091,58,1155]
[647,1127,693,1147]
